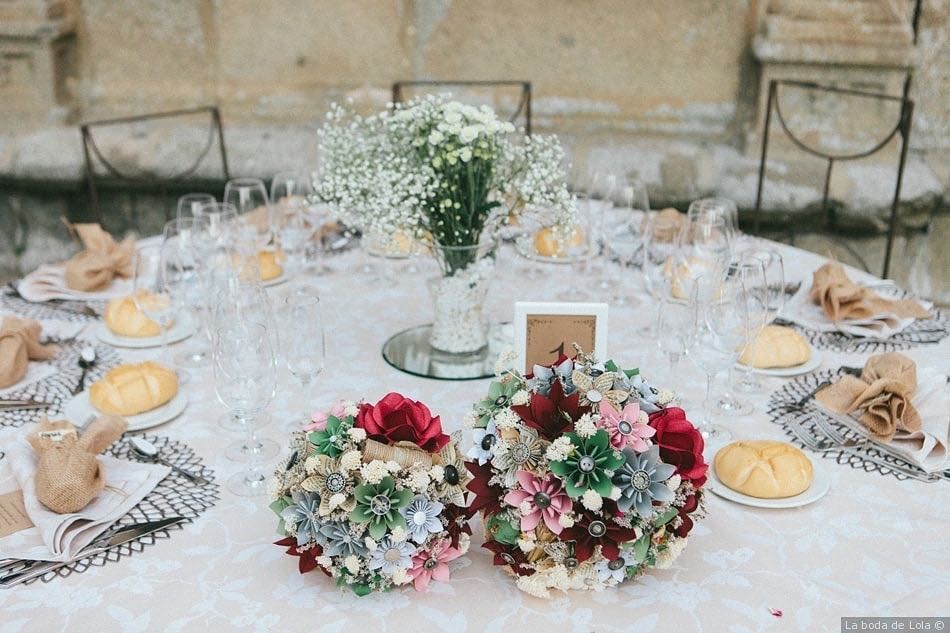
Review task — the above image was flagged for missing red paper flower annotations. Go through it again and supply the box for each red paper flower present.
[465,460,505,516]
[561,512,639,563]
[511,379,587,441]
[482,539,534,576]
[442,503,473,549]
[648,407,708,487]
[673,493,699,538]
[274,537,329,576]
[356,392,450,452]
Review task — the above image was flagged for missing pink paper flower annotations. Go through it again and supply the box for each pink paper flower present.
[408,539,461,592]
[599,401,654,452]
[303,400,348,431]
[503,470,572,535]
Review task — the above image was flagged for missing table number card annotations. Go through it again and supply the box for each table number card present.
[514,302,608,373]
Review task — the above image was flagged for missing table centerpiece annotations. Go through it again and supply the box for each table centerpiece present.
[269,393,473,595]
[465,348,707,597]
[315,95,574,356]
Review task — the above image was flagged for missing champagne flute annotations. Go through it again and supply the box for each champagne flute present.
[163,217,209,368]
[176,193,215,221]
[282,291,326,429]
[734,247,786,392]
[213,321,279,496]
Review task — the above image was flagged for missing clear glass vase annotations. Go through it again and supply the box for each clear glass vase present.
[427,240,497,354]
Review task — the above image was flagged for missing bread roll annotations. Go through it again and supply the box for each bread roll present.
[103,294,166,338]
[714,441,813,499]
[533,227,584,257]
[89,361,178,416]
[738,325,811,369]
[258,250,283,281]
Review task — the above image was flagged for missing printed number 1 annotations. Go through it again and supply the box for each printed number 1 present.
[549,342,565,357]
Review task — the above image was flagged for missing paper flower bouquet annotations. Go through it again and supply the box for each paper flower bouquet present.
[269,393,472,595]
[465,350,707,597]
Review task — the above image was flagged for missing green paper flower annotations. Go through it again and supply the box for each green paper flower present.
[476,379,521,425]
[309,415,352,457]
[549,430,624,498]
[349,476,413,540]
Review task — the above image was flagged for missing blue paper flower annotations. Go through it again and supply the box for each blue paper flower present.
[317,521,370,557]
[368,536,416,574]
[280,490,323,546]
[527,357,575,395]
[612,445,676,518]
[401,495,445,544]
[626,374,662,413]
[467,419,498,465]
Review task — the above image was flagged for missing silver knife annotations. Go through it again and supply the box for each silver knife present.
[0,516,187,587]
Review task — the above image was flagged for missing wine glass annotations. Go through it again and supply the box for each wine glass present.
[642,210,684,300]
[213,321,279,496]
[194,201,239,247]
[672,214,732,303]
[224,178,271,219]
[688,273,752,440]
[282,291,326,429]
[654,295,697,408]
[162,217,211,368]
[132,244,178,369]
[714,256,769,416]
[176,193,215,221]
[734,247,786,392]
[687,198,739,243]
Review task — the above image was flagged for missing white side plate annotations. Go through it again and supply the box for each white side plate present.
[96,312,196,349]
[736,350,823,377]
[64,389,188,433]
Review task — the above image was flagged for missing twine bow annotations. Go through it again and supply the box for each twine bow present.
[0,316,58,388]
[63,221,136,292]
[810,261,929,322]
[361,438,440,469]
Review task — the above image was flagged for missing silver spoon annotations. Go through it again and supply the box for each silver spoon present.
[72,346,96,395]
[128,437,210,485]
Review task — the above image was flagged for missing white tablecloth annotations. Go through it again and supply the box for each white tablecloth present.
[2,239,948,633]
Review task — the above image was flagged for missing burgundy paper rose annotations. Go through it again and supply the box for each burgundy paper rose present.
[648,407,708,487]
[356,392,450,452]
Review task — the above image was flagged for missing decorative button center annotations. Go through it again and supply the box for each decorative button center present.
[578,456,596,472]
[369,494,392,516]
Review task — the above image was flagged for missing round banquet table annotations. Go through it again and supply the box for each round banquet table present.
[2,237,948,633]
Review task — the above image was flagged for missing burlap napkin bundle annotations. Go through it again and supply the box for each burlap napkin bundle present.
[26,416,128,514]
[816,352,921,441]
[809,261,929,322]
[0,316,58,388]
[63,222,136,292]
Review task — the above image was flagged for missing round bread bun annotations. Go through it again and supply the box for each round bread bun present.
[738,325,811,369]
[714,440,813,499]
[89,361,178,416]
[104,294,164,338]
[533,227,584,257]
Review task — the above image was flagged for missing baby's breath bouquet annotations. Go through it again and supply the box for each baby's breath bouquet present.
[316,95,575,354]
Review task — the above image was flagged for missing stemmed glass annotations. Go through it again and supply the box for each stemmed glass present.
[176,193,215,221]
[132,244,178,369]
[162,217,210,368]
[672,214,732,303]
[282,291,326,428]
[689,272,753,440]
[224,178,271,219]
[687,198,739,244]
[213,321,279,496]
[654,295,697,407]
[734,247,786,392]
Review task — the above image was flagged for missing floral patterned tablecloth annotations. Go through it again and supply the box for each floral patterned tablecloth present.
[2,240,948,633]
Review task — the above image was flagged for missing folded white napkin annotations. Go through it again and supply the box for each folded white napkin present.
[818,365,950,474]
[0,363,56,398]
[781,279,932,340]
[0,427,168,562]
[14,264,132,303]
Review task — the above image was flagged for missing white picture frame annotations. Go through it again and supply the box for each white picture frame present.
[513,301,609,374]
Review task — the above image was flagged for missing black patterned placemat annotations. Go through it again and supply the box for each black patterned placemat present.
[767,367,949,483]
[1,293,105,324]
[0,433,218,584]
[0,340,121,428]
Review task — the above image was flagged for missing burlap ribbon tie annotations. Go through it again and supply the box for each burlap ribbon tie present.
[809,261,929,322]
[26,415,128,514]
[63,222,136,292]
[0,316,58,388]
[361,438,442,469]
[816,352,922,441]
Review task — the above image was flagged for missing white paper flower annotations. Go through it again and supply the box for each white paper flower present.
[401,495,445,544]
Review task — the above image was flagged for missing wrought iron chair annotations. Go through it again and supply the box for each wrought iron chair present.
[391,81,532,135]
[80,106,230,227]
[752,80,914,279]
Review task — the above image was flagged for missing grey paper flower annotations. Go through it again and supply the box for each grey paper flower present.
[402,495,445,544]
[612,446,676,518]
[368,536,416,574]
[527,357,575,395]
[317,521,370,557]
[280,490,323,546]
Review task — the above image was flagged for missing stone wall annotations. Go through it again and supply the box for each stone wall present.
[1,0,948,297]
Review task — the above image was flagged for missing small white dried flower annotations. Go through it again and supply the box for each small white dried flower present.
[581,489,603,511]
[364,537,378,552]
[344,555,361,575]
[391,567,412,585]
[517,538,536,554]
[656,389,675,406]
[386,461,403,474]
[428,465,445,482]
[344,404,359,418]
[558,513,575,529]
[390,526,408,542]
[518,500,533,515]
[339,450,362,472]
[511,390,530,406]
[316,555,333,568]
[492,408,521,430]
[347,427,367,442]
[360,460,389,484]
[575,414,598,438]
